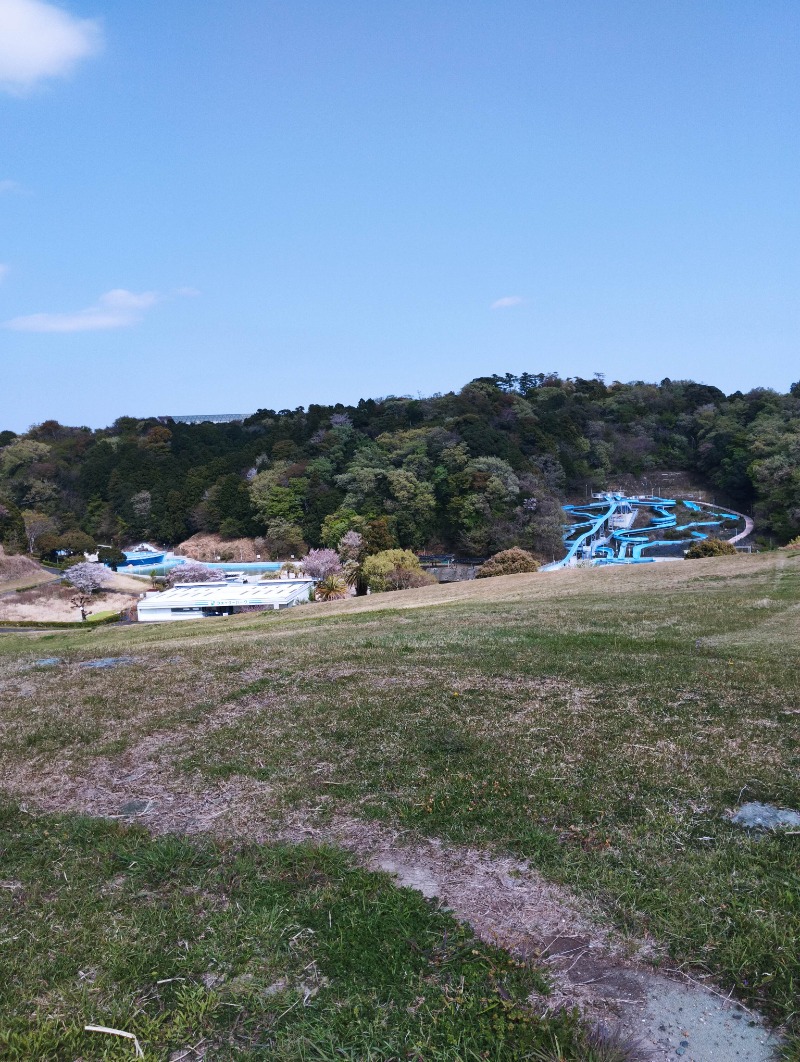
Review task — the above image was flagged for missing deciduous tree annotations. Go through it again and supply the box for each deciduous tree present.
[166,562,226,585]
[301,548,342,580]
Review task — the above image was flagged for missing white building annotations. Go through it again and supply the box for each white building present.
[137,579,314,622]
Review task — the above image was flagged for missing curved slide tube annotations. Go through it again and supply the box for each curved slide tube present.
[543,494,751,570]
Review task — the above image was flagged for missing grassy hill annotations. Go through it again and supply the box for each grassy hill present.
[0,547,56,594]
[1,552,798,1059]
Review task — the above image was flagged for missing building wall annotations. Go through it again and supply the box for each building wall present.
[137,607,204,622]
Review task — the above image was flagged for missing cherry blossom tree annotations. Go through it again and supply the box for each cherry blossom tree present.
[338,530,367,595]
[338,530,364,563]
[64,561,110,620]
[65,561,110,594]
[301,548,341,580]
[166,562,226,585]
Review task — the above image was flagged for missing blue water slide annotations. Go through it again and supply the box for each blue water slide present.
[545,493,747,569]
[542,497,621,569]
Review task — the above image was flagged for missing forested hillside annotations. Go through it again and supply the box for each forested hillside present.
[1,372,799,559]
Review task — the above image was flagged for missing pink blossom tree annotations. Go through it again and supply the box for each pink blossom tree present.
[64,561,110,620]
[338,530,368,595]
[166,562,226,585]
[301,548,342,580]
[338,530,365,563]
[64,561,110,595]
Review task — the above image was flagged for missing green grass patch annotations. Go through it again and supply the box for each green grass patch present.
[0,802,603,1061]
[0,554,798,1047]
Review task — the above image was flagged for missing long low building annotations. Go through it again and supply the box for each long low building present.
[137,579,314,622]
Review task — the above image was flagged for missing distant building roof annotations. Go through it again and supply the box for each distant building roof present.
[159,414,251,425]
[137,579,313,613]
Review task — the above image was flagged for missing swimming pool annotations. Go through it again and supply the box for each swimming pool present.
[117,553,285,577]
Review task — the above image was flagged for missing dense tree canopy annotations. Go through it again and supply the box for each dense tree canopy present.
[1,373,797,558]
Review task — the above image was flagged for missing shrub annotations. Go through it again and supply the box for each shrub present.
[166,562,226,585]
[785,536,800,550]
[401,569,438,589]
[476,547,540,578]
[98,545,127,570]
[685,538,738,559]
[60,529,96,555]
[61,553,92,569]
[362,549,435,592]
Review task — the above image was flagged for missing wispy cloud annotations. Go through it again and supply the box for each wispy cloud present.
[0,0,102,94]
[0,179,24,194]
[491,295,525,310]
[5,288,161,333]
[99,288,160,312]
[0,264,9,283]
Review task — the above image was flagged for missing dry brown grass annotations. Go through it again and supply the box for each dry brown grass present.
[284,550,789,619]
[0,581,137,622]
[175,532,262,562]
[0,547,54,593]
[103,570,150,592]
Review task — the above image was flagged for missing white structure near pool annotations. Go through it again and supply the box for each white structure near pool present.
[137,579,314,622]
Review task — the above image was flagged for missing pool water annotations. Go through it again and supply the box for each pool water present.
[117,553,285,577]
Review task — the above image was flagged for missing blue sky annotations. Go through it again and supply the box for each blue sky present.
[1,0,798,432]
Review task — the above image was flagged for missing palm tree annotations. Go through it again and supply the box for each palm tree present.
[314,574,349,601]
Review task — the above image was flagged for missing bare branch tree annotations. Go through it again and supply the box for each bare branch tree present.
[22,510,55,554]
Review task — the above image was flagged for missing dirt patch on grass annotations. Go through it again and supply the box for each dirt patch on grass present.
[1,741,782,1061]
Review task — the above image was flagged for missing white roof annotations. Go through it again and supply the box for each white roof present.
[138,579,313,610]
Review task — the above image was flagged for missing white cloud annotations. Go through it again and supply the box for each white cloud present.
[5,288,161,333]
[0,179,23,193]
[0,263,9,282]
[99,288,159,311]
[0,0,102,94]
[490,295,524,310]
